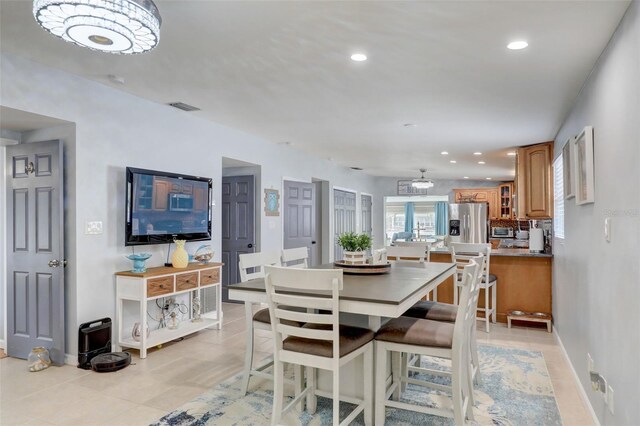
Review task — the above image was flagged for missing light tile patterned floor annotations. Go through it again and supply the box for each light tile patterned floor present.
[0,303,593,425]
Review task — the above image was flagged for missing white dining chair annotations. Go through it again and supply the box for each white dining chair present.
[374,259,481,425]
[451,243,497,333]
[393,241,431,262]
[238,251,301,396]
[264,265,374,426]
[384,245,427,263]
[281,246,309,268]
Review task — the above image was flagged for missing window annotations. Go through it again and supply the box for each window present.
[553,155,565,239]
[384,202,436,242]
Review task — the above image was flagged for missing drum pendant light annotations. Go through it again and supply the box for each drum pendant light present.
[33,0,162,54]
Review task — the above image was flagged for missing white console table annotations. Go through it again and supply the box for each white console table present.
[115,262,223,358]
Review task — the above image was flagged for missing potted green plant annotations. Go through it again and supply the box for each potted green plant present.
[337,232,372,264]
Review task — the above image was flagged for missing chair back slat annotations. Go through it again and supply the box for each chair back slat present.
[393,241,431,262]
[453,258,482,352]
[238,251,281,282]
[385,245,427,263]
[281,247,309,268]
[450,242,492,284]
[265,265,342,358]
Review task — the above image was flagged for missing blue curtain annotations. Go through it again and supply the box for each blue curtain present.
[404,202,415,233]
[435,202,448,236]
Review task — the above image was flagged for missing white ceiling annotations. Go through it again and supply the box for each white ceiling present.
[0,1,630,180]
[0,106,71,132]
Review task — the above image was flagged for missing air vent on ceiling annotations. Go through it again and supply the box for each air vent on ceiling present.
[167,102,200,112]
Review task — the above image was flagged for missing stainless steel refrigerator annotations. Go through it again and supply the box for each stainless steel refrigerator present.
[448,203,489,243]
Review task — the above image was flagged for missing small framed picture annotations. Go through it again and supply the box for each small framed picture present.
[264,188,280,216]
[573,126,595,205]
[397,180,428,195]
[562,136,575,199]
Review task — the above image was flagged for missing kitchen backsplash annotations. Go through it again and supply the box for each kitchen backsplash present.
[490,219,553,254]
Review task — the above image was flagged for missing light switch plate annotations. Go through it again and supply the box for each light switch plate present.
[85,221,103,235]
[604,217,611,242]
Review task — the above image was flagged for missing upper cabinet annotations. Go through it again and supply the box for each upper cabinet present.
[453,187,501,220]
[515,142,554,219]
[498,182,514,219]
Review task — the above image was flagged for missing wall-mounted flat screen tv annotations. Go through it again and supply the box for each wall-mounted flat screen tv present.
[125,167,212,246]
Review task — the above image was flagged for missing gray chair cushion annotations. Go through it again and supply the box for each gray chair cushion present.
[482,273,497,284]
[253,307,303,327]
[283,324,374,358]
[375,316,454,349]
[403,301,458,323]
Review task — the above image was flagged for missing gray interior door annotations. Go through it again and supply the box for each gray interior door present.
[334,189,356,261]
[6,140,65,365]
[221,175,255,301]
[283,181,319,266]
[361,194,372,237]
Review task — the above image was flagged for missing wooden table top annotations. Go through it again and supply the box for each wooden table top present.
[115,262,223,278]
[229,262,455,305]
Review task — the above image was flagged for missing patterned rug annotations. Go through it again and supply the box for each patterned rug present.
[152,345,561,425]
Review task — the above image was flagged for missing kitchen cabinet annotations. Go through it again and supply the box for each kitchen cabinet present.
[516,142,554,219]
[194,187,207,211]
[453,187,500,219]
[152,178,170,211]
[498,182,514,219]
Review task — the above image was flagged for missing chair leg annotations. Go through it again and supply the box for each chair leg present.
[465,346,476,411]
[332,369,340,425]
[363,346,373,426]
[271,360,284,426]
[391,351,401,400]
[241,312,255,395]
[453,283,459,305]
[491,283,497,323]
[484,287,490,333]
[294,364,304,412]
[306,366,317,414]
[471,326,481,386]
[452,349,465,426]
[375,343,388,425]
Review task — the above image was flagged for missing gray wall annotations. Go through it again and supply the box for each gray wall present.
[553,2,639,424]
[1,53,385,357]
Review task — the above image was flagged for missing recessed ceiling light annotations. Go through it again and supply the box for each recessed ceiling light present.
[478,161,486,165]
[486,177,492,180]
[507,152,516,156]
[441,151,449,155]
[463,176,469,179]
[507,41,528,50]
[350,53,367,62]
[450,160,457,164]
[473,152,482,156]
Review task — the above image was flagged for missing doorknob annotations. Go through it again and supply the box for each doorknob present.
[311,241,317,244]
[247,243,253,248]
[48,259,67,268]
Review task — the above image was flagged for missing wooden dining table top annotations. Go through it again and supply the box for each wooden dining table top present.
[228,262,455,306]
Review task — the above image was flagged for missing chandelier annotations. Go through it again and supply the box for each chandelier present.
[412,169,434,189]
[33,0,162,54]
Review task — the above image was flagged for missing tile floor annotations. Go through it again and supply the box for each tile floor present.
[0,303,593,426]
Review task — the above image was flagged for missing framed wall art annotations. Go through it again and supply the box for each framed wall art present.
[562,135,576,199]
[264,188,280,216]
[573,126,595,205]
[397,180,428,195]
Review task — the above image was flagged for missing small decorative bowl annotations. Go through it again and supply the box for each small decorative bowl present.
[194,245,214,264]
[125,253,152,273]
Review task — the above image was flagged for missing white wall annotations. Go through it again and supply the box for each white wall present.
[1,53,384,357]
[553,2,639,424]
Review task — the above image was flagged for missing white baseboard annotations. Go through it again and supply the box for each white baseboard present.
[553,325,600,426]
[64,353,76,366]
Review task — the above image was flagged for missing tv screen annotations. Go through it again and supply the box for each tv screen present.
[125,167,212,246]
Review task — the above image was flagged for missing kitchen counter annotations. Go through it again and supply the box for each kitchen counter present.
[431,247,552,258]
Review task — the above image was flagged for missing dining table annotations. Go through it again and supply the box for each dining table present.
[228,261,456,401]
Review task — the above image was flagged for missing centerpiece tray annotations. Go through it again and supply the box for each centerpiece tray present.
[333,261,391,275]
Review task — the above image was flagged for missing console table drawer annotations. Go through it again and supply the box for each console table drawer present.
[200,268,220,286]
[176,272,198,291]
[147,276,174,297]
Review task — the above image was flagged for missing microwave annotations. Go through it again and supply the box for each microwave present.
[491,227,514,238]
[169,193,194,212]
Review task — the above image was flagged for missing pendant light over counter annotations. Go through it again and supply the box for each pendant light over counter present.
[33,0,162,54]
[412,168,434,189]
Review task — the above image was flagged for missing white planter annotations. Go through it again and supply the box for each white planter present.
[343,251,367,264]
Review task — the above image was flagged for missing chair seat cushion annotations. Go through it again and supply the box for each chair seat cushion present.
[375,316,454,349]
[482,273,497,284]
[283,324,374,358]
[403,301,458,323]
[253,308,303,327]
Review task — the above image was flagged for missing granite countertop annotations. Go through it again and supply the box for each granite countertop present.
[431,246,553,258]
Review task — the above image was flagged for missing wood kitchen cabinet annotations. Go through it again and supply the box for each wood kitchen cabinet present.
[453,187,500,219]
[516,142,554,219]
[152,178,170,211]
[498,182,514,219]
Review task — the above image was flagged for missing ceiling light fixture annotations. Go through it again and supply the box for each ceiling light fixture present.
[440,151,449,155]
[33,0,162,54]
[463,176,469,179]
[507,152,516,156]
[507,40,528,50]
[473,152,482,155]
[450,160,457,164]
[486,177,492,180]
[412,168,434,189]
[478,161,486,165]
[350,53,367,61]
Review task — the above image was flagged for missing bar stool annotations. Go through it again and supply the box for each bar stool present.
[451,243,497,333]
[265,265,374,426]
[374,260,481,425]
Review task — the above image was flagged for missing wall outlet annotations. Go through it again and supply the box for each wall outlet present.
[85,221,103,235]
[607,386,614,414]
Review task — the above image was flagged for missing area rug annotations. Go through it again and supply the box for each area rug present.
[152,345,561,425]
